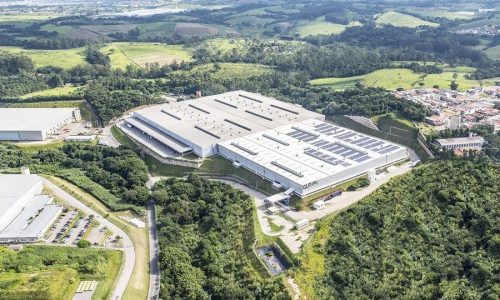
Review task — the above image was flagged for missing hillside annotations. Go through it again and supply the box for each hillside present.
[312,160,499,299]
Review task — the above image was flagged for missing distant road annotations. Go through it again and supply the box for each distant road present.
[147,201,160,300]
[42,178,135,300]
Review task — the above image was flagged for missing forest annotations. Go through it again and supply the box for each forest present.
[151,175,288,300]
[315,160,500,299]
[0,144,150,207]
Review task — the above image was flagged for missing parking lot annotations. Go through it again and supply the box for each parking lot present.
[45,209,107,246]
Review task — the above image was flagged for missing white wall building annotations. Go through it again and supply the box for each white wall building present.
[218,119,408,197]
[120,91,409,198]
[0,174,62,243]
[0,108,80,141]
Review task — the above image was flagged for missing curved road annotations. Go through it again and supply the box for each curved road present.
[147,201,160,300]
[42,178,135,300]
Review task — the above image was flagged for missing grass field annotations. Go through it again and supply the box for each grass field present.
[485,45,500,61]
[0,245,121,300]
[292,214,336,299]
[0,46,86,69]
[376,11,439,28]
[296,17,361,37]
[101,42,192,69]
[311,67,498,91]
[402,8,475,20]
[0,100,83,108]
[188,62,272,79]
[0,14,57,22]
[20,85,80,99]
[45,176,150,300]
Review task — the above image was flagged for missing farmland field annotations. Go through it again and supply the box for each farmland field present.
[375,11,439,28]
[20,85,80,99]
[296,18,361,37]
[174,22,219,36]
[100,42,192,69]
[187,63,272,79]
[0,46,86,69]
[311,67,498,91]
[402,8,475,20]
[485,45,500,61]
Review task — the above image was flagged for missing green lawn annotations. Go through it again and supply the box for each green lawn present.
[311,67,498,91]
[0,14,58,22]
[376,11,439,28]
[20,85,80,99]
[296,17,361,37]
[0,46,86,69]
[100,42,192,69]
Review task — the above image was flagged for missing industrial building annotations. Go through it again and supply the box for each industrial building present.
[0,174,62,243]
[433,136,485,150]
[0,108,81,141]
[218,119,408,197]
[120,90,323,158]
[121,90,409,198]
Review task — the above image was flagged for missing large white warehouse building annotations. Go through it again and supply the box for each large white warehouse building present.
[0,174,62,243]
[0,108,80,141]
[121,90,409,198]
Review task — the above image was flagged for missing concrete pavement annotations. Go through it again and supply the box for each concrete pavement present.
[42,178,135,300]
[147,201,160,300]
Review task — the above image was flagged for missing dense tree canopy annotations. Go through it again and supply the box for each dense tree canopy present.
[316,160,500,299]
[152,175,289,300]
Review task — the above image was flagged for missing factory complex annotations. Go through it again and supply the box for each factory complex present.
[121,91,409,197]
[0,174,62,243]
[0,108,81,141]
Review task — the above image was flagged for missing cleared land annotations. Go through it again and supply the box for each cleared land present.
[311,67,499,91]
[297,18,361,37]
[174,22,219,36]
[375,11,438,28]
[101,42,192,69]
[0,46,86,69]
[20,85,80,99]
[0,245,122,300]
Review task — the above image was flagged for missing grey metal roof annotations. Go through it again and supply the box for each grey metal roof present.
[0,108,76,132]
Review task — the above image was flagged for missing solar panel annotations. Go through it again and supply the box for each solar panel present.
[194,125,220,139]
[160,109,182,120]
[224,119,251,131]
[239,94,263,103]
[214,98,238,108]
[379,145,399,154]
[350,137,370,145]
[188,104,210,114]
[364,141,385,149]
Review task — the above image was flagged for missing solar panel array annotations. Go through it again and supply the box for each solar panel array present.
[311,122,401,155]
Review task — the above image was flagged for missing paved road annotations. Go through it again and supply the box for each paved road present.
[42,178,135,300]
[147,201,161,300]
[99,125,121,148]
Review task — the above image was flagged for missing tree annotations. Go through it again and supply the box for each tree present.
[450,80,459,90]
[77,239,91,248]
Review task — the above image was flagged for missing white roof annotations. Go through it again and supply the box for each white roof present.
[129,90,323,149]
[0,195,61,239]
[435,136,485,146]
[0,174,41,213]
[219,119,406,186]
[0,108,76,132]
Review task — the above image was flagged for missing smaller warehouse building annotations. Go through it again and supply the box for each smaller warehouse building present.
[433,136,485,150]
[0,174,62,243]
[0,108,81,141]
